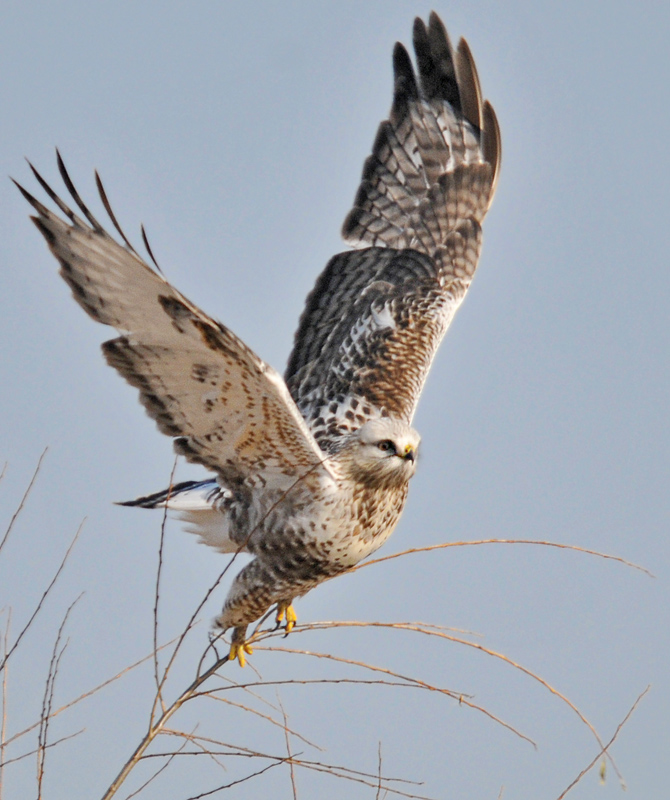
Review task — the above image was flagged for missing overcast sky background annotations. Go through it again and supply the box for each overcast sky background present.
[1,2,668,798]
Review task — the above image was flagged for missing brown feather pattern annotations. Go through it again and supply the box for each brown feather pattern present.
[286,12,499,447]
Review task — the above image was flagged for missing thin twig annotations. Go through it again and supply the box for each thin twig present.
[0,449,48,557]
[3,636,180,751]
[0,610,10,800]
[266,617,626,778]
[555,686,650,799]
[185,761,283,799]
[196,693,320,751]
[278,756,430,800]
[376,741,384,800]
[354,539,653,578]
[99,652,230,800]
[151,456,178,720]
[123,725,192,800]
[36,595,82,798]
[258,641,533,746]
[0,521,82,675]
[277,694,298,800]
[141,747,426,797]
[196,676,466,699]
[150,730,276,761]
[160,728,228,774]
[192,664,292,724]
[0,730,84,769]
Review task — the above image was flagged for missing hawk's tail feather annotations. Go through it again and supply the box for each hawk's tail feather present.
[117,479,220,509]
[118,479,241,554]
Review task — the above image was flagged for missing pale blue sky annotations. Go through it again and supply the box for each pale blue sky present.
[1,2,668,798]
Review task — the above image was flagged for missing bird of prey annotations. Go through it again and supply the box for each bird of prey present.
[16,13,500,666]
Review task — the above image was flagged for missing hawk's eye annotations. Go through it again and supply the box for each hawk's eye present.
[377,440,395,453]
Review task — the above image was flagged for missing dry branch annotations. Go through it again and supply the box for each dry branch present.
[0,523,83,675]
[355,538,653,578]
[555,686,650,799]
[0,449,47,558]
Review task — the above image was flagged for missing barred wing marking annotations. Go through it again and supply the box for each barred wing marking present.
[341,14,500,254]
[16,158,335,490]
[286,14,500,439]
[286,224,481,440]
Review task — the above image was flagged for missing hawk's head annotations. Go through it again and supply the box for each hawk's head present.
[337,418,420,489]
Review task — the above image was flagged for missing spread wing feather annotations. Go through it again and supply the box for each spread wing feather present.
[15,158,334,490]
[286,13,500,445]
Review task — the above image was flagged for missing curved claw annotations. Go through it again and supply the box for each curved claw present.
[284,605,297,634]
[276,602,298,634]
[229,641,253,668]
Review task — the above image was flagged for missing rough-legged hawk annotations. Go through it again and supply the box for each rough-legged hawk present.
[16,13,500,665]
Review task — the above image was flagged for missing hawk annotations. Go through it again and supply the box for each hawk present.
[16,13,500,666]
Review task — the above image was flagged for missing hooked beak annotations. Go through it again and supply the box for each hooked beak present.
[402,445,415,463]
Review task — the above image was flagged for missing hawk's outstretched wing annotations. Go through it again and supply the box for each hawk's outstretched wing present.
[286,13,500,448]
[15,157,334,491]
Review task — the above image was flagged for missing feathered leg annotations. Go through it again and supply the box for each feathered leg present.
[216,558,300,666]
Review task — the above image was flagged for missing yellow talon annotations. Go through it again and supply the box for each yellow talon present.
[285,605,297,633]
[276,602,298,633]
[228,641,253,668]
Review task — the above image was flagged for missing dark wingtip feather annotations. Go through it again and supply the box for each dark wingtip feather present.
[55,150,87,216]
[412,16,433,97]
[428,13,459,107]
[94,170,141,257]
[483,100,502,199]
[12,177,46,214]
[391,42,418,122]
[412,12,460,110]
[55,150,106,233]
[428,11,453,52]
[427,10,443,30]
[455,38,483,131]
[25,160,77,221]
[13,179,63,244]
[31,215,58,245]
[141,224,164,274]
[412,16,429,61]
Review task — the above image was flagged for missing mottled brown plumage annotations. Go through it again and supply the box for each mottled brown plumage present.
[286,14,499,451]
[16,13,500,664]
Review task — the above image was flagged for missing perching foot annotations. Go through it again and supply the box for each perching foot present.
[275,601,297,634]
[228,626,253,668]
